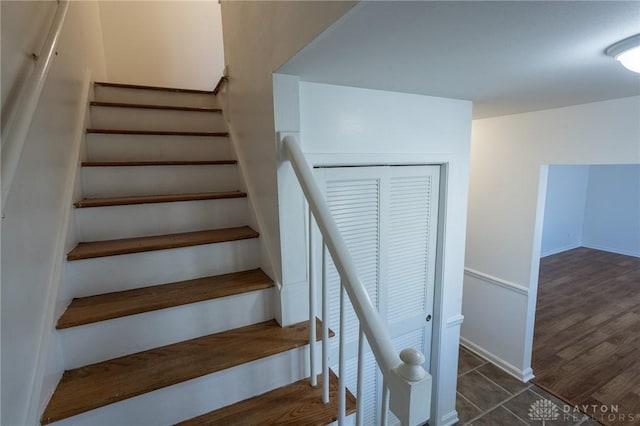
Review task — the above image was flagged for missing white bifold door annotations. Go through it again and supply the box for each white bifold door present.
[312,165,440,425]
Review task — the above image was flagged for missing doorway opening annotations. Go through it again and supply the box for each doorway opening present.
[530,164,640,426]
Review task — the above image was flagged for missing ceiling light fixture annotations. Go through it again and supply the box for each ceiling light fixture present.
[606,34,640,74]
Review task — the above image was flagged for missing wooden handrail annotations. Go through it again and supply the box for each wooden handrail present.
[94,82,214,94]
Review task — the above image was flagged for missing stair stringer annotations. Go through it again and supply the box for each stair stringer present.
[27,71,94,426]
[218,92,281,303]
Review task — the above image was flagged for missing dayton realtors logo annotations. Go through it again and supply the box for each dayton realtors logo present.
[528,399,560,425]
[529,399,639,424]
[566,403,639,424]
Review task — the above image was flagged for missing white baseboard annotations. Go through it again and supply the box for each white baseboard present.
[540,243,581,258]
[460,337,534,383]
[581,243,640,258]
[439,410,459,426]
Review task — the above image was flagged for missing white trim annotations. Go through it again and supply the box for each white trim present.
[581,243,640,258]
[25,69,92,425]
[439,410,459,426]
[275,279,310,326]
[540,243,581,258]
[225,124,279,283]
[463,268,529,296]
[523,167,548,378]
[306,152,457,168]
[460,337,534,383]
[445,315,464,328]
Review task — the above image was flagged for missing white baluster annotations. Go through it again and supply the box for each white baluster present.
[308,208,317,387]
[356,327,365,426]
[381,381,390,426]
[322,242,330,403]
[338,280,346,425]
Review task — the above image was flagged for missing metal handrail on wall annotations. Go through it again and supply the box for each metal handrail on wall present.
[282,135,432,426]
[1,0,70,213]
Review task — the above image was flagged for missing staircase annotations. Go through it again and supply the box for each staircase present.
[42,82,355,425]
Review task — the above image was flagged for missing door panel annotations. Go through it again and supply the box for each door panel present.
[322,171,381,351]
[385,167,440,367]
[314,165,439,425]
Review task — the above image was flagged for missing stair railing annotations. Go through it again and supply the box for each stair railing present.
[282,134,432,426]
[1,0,70,214]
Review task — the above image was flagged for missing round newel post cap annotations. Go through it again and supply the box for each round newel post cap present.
[397,348,426,381]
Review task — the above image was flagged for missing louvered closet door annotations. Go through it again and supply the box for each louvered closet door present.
[316,167,383,425]
[383,166,440,367]
[314,165,440,426]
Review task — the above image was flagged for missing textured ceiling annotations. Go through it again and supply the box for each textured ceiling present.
[279,1,640,118]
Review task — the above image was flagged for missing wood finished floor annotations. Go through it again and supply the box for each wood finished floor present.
[532,247,640,426]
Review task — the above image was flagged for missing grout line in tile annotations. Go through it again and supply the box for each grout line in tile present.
[501,404,532,425]
[458,362,487,378]
[475,369,519,396]
[460,386,533,425]
[457,391,483,413]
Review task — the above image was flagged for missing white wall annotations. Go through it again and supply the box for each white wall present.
[540,165,589,257]
[98,0,224,91]
[583,164,640,257]
[462,96,640,382]
[0,2,107,424]
[1,0,56,130]
[274,80,472,426]
[219,1,356,285]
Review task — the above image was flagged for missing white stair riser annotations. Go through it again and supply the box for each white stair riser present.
[49,345,315,426]
[86,133,231,162]
[94,86,219,108]
[60,288,275,369]
[328,415,356,426]
[90,107,226,133]
[66,238,260,297]
[76,198,249,241]
[81,164,239,197]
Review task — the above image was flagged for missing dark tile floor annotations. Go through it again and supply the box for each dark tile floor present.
[456,347,604,426]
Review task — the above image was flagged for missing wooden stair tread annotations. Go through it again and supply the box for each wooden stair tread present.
[67,226,258,261]
[90,101,221,113]
[81,160,236,167]
[57,269,273,329]
[41,319,327,424]
[74,190,246,208]
[94,82,213,94]
[86,129,228,137]
[176,370,356,426]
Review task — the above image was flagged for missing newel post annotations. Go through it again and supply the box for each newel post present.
[387,348,432,426]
